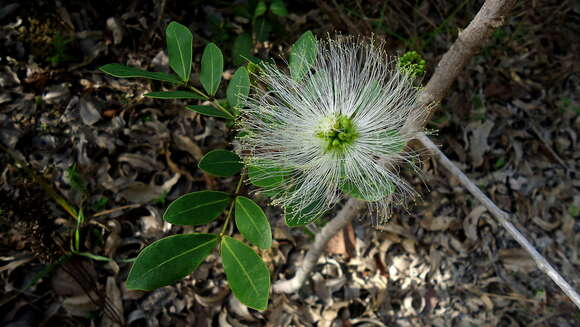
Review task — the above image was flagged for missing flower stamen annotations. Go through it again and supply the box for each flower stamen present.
[316,114,358,153]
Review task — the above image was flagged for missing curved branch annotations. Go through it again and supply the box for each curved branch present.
[273,198,365,293]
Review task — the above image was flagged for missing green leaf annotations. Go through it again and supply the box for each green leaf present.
[289,31,317,81]
[220,236,270,310]
[200,43,223,96]
[270,0,288,16]
[99,64,182,84]
[354,80,381,115]
[185,105,234,119]
[126,233,218,290]
[379,130,407,154]
[232,33,252,66]
[254,17,272,42]
[235,196,272,249]
[198,149,243,177]
[254,0,267,17]
[285,197,325,227]
[163,191,230,226]
[247,160,290,188]
[257,187,283,198]
[227,67,250,110]
[166,22,193,82]
[145,91,205,100]
[340,180,394,202]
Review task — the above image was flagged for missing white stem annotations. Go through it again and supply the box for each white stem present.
[273,197,365,293]
[418,132,580,310]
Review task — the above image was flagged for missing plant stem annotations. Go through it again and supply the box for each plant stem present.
[186,85,235,119]
[211,100,235,119]
[187,85,209,100]
[219,169,246,237]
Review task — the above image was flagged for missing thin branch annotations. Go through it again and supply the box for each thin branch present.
[273,0,517,294]
[418,132,580,310]
[273,198,365,293]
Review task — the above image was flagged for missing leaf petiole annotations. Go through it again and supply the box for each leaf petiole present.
[187,85,209,100]
[187,85,235,119]
[219,169,246,238]
[211,100,235,119]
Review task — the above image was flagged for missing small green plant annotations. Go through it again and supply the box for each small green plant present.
[204,0,289,66]
[65,163,87,193]
[494,157,506,169]
[91,197,109,211]
[100,22,269,310]
[152,191,168,205]
[569,205,579,218]
[471,93,487,121]
[70,209,113,262]
[237,0,288,41]
[558,96,580,115]
[48,32,75,66]
[99,22,424,310]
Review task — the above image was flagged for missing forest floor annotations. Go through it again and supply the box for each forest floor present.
[1,0,579,326]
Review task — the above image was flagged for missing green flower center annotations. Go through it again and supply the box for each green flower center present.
[316,114,358,153]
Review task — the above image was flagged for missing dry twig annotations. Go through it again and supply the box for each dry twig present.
[273,0,517,294]
[418,132,580,309]
[273,198,365,293]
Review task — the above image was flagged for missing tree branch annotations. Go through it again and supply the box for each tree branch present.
[273,0,517,294]
[417,133,580,310]
[273,197,365,293]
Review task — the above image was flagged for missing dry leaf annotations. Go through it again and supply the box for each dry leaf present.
[499,248,536,272]
[326,222,356,257]
[421,216,457,231]
[62,293,100,317]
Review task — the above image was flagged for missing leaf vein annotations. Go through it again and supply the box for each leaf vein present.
[238,200,263,239]
[172,198,229,217]
[138,238,216,283]
[223,240,259,295]
[176,34,185,78]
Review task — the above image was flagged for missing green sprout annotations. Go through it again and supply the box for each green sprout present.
[65,163,87,193]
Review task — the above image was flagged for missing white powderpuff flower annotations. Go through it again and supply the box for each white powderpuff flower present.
[237,37,428,225]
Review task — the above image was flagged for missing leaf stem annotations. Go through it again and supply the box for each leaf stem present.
[211,100,235,119]
[219,169,246,237]
[187,85,235,119]
[187,85,209,100]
